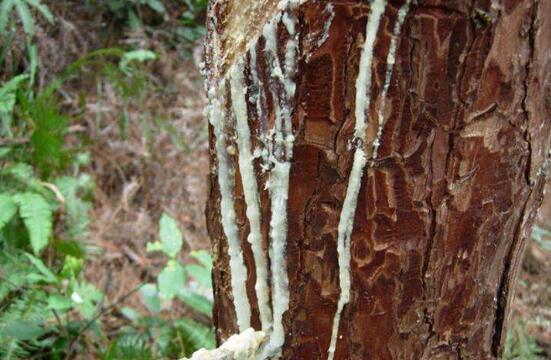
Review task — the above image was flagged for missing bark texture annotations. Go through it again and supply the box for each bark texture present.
[205,0,551,359]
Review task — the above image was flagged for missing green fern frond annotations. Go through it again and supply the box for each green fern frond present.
[0,0,16,36]
[3,162,34,180]
[0,193,17,229]
[24,0,53,23]
[0,251,28,302]
[101,332,153,360]
[0,74,29,113]
[0,288,49,359]
[14,0,34,36]
[28,96,70,177]
[55,175,93,244]
[24,253,57,283]
[0,0,53,38]
[12,192,53,254]
[1,163,45,194]
[173,318,215,356]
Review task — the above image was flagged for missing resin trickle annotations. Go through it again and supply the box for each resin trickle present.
[372,0,411,159]
[230,60,273,332]
[260,4,299,356]
[208,82,252,332]
[327,1,387,359]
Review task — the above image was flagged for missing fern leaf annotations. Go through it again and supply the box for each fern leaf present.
[24,0,53,23]
[29,97,69,176]
[174,318,215,354]
[0,0,15,36]
[2,163,45,193]
[54,176,92,243]
[102,332,153,360]
[24,253,57,283]
[0,193,17,229]
[0,288,48,358]
[3,162,34,179]
[0,74,29,113]
[14,0,34,37]
[13,192,53,254]
[119,50,157,75]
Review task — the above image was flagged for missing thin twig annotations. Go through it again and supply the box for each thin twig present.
[0,137,30,146]
[64,281,145,360]
[52,309,69,338]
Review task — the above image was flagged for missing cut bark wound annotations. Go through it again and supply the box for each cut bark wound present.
[205,0,551,359]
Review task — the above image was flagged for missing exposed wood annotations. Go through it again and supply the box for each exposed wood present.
[205,0,551,358]
[207,0,281,79]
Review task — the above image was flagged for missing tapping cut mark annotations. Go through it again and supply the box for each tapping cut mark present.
[230,60,274,332]
[208,82,252,332]
[318,3,336,48]
[249,43,273,171]
[327,0,387,359]
[373,0,411,159]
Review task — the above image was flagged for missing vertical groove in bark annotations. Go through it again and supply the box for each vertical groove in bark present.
[230,60,273,332]
[208,80,252,332]
[205,0,551,358]
[490,2,537,353]
[492,0,551,356]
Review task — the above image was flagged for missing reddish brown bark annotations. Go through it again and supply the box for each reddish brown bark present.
[205,0,551,359]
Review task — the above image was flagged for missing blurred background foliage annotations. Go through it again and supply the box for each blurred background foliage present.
[0,0,550,359]
[0,0,213,358]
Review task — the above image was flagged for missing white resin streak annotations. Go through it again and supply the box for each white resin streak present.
[207,0,304,357]
[208,83,252,332]
[317,3,335,48]
[259,160,291,360]
[257,4,299,359]
[372,0,411,159]
[230,61,274,332]
[327,1,387,359]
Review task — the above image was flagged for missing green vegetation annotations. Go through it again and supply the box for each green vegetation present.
[84,0,207,45]
[532,226,551,252]
[503,320,543,360]
[101,213,215,359]
[0,59,214,356]
[0,0,53,38]
[0,0,211,358]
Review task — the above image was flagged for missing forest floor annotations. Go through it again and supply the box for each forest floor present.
[80,47,212,330]
[82,50,209,320]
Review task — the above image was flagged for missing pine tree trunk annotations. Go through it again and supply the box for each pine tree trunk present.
[204,0,551,359]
